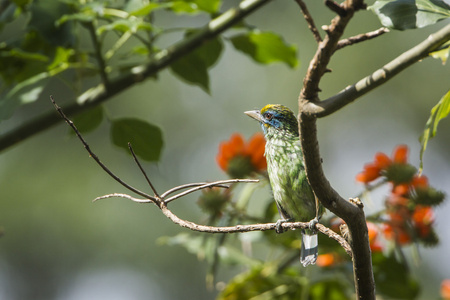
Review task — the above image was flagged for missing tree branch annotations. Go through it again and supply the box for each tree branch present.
[294,0,322,43]
[95,192,353,256]
[307,23,450,117]
[298,1,375,299]
[0,0,273,153]
[51,95,353,266]
[336,27,389,50]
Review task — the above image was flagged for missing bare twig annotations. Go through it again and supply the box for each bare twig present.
[337,27,389,50]
[128,142,160,199]
[51,95,352,262]
[50,95,156,202]
[308,23,450,117]
[164,179,259,203]
[95,192,353,256]
[294,0,322,43]
[325,0,347,17]
[160,182,229,199]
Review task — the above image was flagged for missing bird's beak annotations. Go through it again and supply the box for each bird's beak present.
[244,110,263,122]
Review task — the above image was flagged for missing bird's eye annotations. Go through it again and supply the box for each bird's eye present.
[265,113,273,121]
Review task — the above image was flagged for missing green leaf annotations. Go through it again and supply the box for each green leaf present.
[230,31,298,68]
[28,0,76,47]
[70,106,104,135]
[97,19,152,35]
[170,37,223,93]
[110,118,163,162]
[429,41,450,64]
[0,72,50,121]
[369,0,450,30]
[372,252,420,299]
[419,89,450,171]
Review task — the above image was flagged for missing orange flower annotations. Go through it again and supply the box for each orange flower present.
[393,145,408,164]
[367,222,383,252]
[217,133,267,178]
[356,163,381,183]
[316,253,336,267]
[412,175,429,189]
[412,205,434,238]
[392,183,410,196]
[356,145,411,184]
[374,152,392,169]
[441,279,450,299]
[383,223,411,245]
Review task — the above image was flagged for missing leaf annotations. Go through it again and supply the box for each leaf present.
[419,89,450,171]
[97,19,152,35]
[0,72,50,121]
[110,118,163,162]
[372,252,420,299]
[170,37,223,93]
[369,0,450,30]
[70,106,104,135]
[28,0,76,47]
[230,31,298,68]
[429,41,450,64]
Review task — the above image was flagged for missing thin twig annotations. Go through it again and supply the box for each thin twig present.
[164,179,259,204]
[128,142,160,199]
[336,27,389,50]
[50,95,156,202]
[98,192,353,256]
[294,0,322,43]
[85,22,109,86]
[325,0,347,17]
[94,193,153,203]
[160,182,229,199]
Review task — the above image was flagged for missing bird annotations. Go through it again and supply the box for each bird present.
[245,104,324,266]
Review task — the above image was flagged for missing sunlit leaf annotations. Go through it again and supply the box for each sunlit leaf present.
[369,0,450,30]
[97,19,152,35]
[70,106,104,135]
[110,118,163,162]
[419,89,450,171]
[429,41,450,64]
[230,31,298,68]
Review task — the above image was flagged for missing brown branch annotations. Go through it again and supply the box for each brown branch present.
[95,192,353,257]
[305,22,450,117]
[298,1,375,299]
[325,0,347,17]
[336,27,389,50]
[51,95,352,265]
[50,95,156,202]
[294,0,322,43]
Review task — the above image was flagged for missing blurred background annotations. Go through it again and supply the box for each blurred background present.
[0,0,449,299]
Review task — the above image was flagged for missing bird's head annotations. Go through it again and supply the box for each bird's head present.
[245,104,299,138]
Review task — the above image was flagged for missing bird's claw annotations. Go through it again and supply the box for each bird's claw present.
[275,219,291,234]
[308,217,319,234]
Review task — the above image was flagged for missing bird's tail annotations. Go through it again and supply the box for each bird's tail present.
[300,230,318,267]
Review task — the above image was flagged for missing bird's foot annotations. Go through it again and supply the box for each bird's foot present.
[275,219,292,234]
[308,217,319,234]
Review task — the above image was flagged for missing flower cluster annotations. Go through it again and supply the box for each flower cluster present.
[356,145,444,247]
[217,133,267,178]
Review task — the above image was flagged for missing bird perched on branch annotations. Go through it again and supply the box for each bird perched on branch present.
[245,104,324,266]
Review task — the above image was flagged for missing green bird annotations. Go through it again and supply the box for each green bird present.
[245,104,324,266]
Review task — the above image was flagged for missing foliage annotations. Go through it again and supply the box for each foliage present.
[1,0,450,299]
[0,0,298,161]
